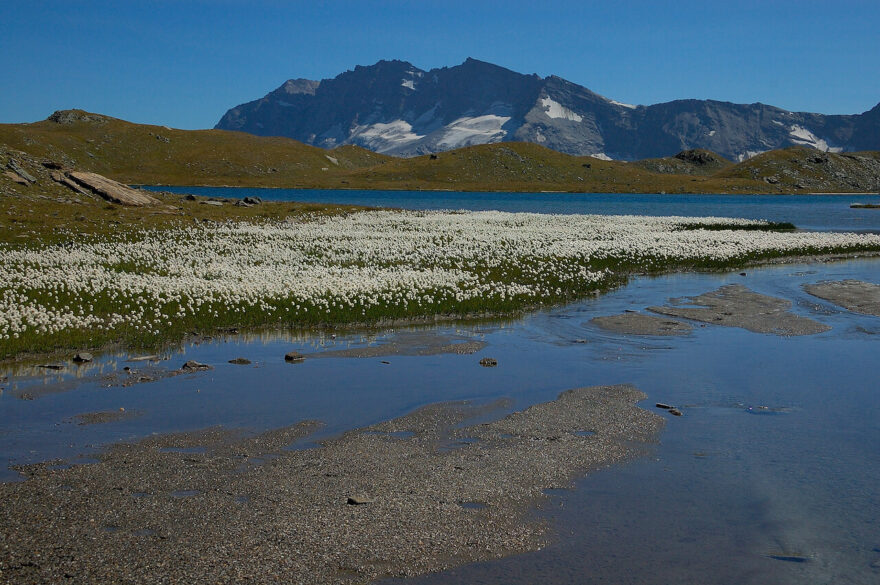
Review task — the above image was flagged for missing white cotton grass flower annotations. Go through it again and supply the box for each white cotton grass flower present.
[0,210,878,348]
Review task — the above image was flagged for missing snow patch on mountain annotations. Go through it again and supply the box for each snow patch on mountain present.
[401,79,415,90]
[351,120,424,153]
[609,100,637,110]
[736,150,767,162]
[789,125,842,152]
[590,153,612,161]
[541,97,583,122]
[435,115,511,149]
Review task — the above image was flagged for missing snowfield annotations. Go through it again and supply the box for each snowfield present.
[350,121,424,153]
[435,115,511,149]
[541,97,583,122]
[789,125,842,153]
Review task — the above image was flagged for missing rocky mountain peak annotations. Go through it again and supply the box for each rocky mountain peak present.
[216,59,879,160]
[281,79,320,96]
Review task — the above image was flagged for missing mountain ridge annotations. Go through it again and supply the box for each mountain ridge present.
[216,58,880,162]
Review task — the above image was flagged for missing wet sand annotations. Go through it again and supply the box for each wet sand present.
[590,313,692,336]
[0,385,662,585]
[648,284,831,336]
[804,280,880,317]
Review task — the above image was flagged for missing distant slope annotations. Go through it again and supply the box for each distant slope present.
[0,109,391,187]
[2,110,879,194]
[216,58,880,162]
[715,147,880,192]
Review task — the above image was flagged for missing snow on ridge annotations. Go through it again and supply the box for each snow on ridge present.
[401,79,415,90]
[609,100,637,110]
[435,114,511,149]
[708,130,716,137]
[540,97,583,122]
[789,125,842,153]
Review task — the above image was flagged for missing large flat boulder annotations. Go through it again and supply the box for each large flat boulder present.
[66,171,159,207]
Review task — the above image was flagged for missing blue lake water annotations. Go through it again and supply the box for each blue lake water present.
[142,186,880,233]
[3,191,880,583]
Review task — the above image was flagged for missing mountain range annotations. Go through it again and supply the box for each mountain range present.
[4,108,880,195]
[215,58,880,162]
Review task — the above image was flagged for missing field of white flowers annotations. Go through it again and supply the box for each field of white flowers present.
[2,209,879,356]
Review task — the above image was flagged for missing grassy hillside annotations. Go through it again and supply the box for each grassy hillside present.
[715,147,880,192]
[0,110,391,187]
[1,110,879,194]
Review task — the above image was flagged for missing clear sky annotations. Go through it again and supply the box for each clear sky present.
[3,0,879,129]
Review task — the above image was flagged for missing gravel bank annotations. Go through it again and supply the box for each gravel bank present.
[648,284,830,335]
[590,313,692,336]
[804,279,880,317]
[0,384,662,584]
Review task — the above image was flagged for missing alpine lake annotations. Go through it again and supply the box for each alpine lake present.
[3,189,879,584]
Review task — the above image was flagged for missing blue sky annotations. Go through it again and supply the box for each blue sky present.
[3,0,879,129]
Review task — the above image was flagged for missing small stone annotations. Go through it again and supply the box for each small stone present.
[39,363,64,370]
[242,196,262,205]
[284,352,305,363]
[479,358,498,367]
[73,352,93,363]
[181,360,212,372]
[347,495,374,505]
[655,403,673,410]
[668,408,683,416]
[739,272,747,276]
[228,357,251,365]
